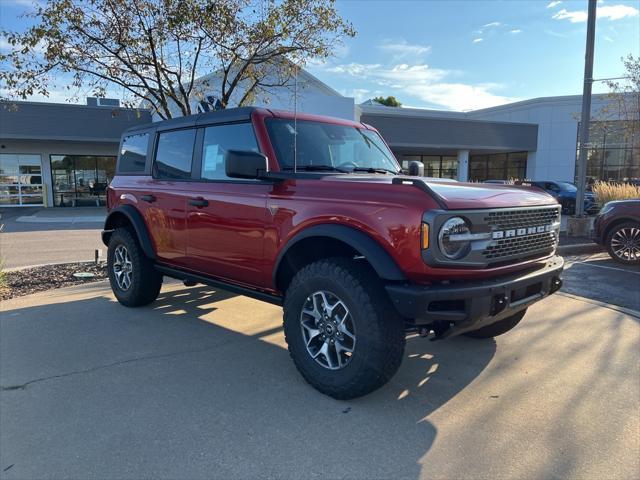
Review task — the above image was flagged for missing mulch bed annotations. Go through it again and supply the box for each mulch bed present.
[1,262,108,301]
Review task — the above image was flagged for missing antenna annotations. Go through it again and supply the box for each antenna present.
[293,62,298,173]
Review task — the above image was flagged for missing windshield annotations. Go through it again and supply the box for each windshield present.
[266,118,400,174]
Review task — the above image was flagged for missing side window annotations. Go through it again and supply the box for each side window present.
[154,129,196,180]
[201,123,259,180]
[118,133,148,173]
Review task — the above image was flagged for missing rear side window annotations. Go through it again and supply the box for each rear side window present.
[201,123,259,180]
[153,129,196,180]
[119,133,148,173]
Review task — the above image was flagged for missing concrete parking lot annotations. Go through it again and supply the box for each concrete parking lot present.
[1,260,639,479]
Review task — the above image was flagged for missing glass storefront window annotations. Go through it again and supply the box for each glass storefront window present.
[578,120,640,182]
[468,152,528,182]
[401,154,459,179]
[0,154,44,206]
[50,155,116,206]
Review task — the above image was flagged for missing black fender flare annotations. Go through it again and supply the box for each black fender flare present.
[101,205,156,260]
[273,224,406,288]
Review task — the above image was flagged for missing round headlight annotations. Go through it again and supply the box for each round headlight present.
[438,217,472,260]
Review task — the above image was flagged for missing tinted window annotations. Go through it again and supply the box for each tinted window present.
[201,123,259,180]
[154,129,196,180]
[119,133,148,173]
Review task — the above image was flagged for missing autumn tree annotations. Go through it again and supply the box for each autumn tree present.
[0,0,354,119]
[372,96,402,107]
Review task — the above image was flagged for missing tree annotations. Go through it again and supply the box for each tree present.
[372,96,402,107]
[594,54,640,150]
[0,0,354,119]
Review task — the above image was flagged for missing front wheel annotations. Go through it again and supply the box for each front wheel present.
[606,222,640,265]
[283,258,405,399]
[107,227,163,307]
[464,309,527,339]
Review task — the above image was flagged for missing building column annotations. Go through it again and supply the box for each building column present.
[457,149,469,182]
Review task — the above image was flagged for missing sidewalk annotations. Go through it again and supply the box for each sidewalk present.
[12,207,106,224]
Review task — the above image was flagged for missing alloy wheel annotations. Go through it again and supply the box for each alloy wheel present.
[300,290,356,370]
[113,244,133,290]
[611,227,640,262]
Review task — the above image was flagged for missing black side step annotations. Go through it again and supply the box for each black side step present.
[155,264,283,306]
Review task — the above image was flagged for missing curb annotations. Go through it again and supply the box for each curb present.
[557,243,603,256]
[4,260,103,273]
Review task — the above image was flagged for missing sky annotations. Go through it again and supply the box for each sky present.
[0,0,639,112]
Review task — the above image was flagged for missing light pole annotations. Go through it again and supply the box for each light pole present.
[574,0,597,217]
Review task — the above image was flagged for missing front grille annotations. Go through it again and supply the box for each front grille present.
[482,206,560,261]
[483,231,557,259]
[484,207,560,231]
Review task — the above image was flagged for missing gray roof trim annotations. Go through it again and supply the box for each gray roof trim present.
[363,113,538,152]
[0,134,121,143]
[0,100,152,143]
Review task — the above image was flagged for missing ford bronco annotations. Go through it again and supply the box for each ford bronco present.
[102,107,564,399]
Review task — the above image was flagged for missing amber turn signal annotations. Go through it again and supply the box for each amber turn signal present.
[421,223,429,250]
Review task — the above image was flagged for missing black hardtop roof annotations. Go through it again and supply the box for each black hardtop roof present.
[122,106,262,135]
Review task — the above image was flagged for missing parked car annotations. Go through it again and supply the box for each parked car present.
[102,107,564,399]
[593,200,640,264]
[528,181,598,214]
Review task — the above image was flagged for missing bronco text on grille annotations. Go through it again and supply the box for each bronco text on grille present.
[483,206,561,261]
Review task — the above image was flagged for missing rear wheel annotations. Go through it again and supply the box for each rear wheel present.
[283,258,405,399]
[464,309,527,339]
[606,222,640,265]
[107,227,162,307]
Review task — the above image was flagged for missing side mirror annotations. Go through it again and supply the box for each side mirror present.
[408,161,424,176]
[225,150,268,179]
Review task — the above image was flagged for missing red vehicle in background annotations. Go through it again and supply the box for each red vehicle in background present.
[102,107,564,399]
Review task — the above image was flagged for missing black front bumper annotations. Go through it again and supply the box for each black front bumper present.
[385,256,564,338]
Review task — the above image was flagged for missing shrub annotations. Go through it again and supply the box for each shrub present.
[592,181,640,205]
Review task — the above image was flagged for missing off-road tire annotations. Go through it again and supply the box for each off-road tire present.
[107,227,162,307]
[283,258,406,399]
[464,309,527,339]
[605,221,640,265]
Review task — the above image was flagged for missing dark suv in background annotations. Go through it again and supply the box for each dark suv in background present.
[529,181,598,214]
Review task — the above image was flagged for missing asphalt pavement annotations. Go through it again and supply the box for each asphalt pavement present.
[0,208,105,269]
[1,279,638,479]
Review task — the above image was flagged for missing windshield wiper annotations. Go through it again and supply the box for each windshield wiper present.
[282,165,350,173]
[351,167,399,175]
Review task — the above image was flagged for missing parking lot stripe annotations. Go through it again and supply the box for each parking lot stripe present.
[557,291,640,319]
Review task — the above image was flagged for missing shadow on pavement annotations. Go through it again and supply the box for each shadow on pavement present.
[0,284,496,479]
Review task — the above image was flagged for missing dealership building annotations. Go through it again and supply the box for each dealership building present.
[0,73,637,207]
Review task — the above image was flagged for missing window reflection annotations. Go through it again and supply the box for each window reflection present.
[50,155,116,206]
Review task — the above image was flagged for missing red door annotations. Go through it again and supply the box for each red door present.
[184,182,271,287]
[183,122,271,287]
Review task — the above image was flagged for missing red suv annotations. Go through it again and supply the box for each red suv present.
[103,107,564,399]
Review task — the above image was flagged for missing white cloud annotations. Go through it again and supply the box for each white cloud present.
[547,1,562,8]
[316,62,518,111]
[483,21,501,28]
[379,40,431,60]
[553,4,639,22]
[603,35,614,42]
[509,29,522,34]
[473,38,483,43]
[404,83,517,111]
[552,8,588,22]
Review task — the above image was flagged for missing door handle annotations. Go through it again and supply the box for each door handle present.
[189,198,209,207]
[140,194,156,203]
